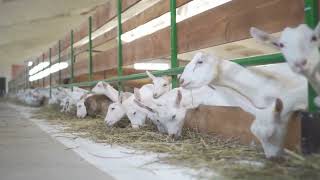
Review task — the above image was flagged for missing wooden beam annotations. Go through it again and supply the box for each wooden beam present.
[70,0,192,62]
[184,105,301,151]
[68,0,303,77]
[48,0,141,60]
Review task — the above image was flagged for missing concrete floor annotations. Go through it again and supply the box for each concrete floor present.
[0,102,114,180]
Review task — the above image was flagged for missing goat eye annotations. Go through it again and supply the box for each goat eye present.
[172,115,176,119]
[311,35,317,42]
[279,43,284,48]
[111,107,115,110]
[133,112,136,115]
[197,61,203,64]
[163,84,167,87]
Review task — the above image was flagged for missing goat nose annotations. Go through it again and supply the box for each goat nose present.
[301,59,307,66]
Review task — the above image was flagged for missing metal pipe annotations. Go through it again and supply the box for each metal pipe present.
[49,48,52,98]
[54,53,285,88]
[304,0,318,112]
[170,0,178,88]
[88,16,93,81]
[233,53,285,66]
[42,54,45,88]
[58,40,62,84]
[70,30,74,91]
[117,0,123,91]
[37,58,40,87]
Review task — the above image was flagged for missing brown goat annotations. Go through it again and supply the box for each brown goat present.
[84,94,112,117]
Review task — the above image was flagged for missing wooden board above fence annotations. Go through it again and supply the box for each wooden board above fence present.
[54,0,304,80]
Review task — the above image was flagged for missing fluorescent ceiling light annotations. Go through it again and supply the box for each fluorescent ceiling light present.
[29,62,69,82]
[74,0,161,47]
[50,62,69,74]
[134,63,169,70]
[29,62,50,75]
[121,0,231,43]
[28,61,33,67]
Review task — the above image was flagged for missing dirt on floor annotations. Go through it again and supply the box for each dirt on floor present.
[28,104,320,180]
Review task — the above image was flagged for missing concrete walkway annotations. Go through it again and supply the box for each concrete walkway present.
[0,102,114,180]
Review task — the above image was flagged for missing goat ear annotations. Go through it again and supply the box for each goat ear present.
[250,27,280,48]
[175,90,182,108]
[274,98,283,113]
[314,22,320,38]
[102,82,107,88]
[134,88,141,101]
[118,92,124,103]
[272,98,283,123]
[164,76,171,82]
[146,71,156,80]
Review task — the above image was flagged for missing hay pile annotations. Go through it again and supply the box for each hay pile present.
[32,106,320,180]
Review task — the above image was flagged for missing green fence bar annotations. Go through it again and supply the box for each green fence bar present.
[42,53,45,88]
[58,40,62,84]
[49,48,52,98]
[37,58,40,86]
[70,30,74,90]
[233,53,285,66]
[305,0,318,112]
[55,67,184,88]
[25,61,27,89]
[54,53,285,88]
[88,16,93,81]
[117,0,123,91]
[170,0,178,88]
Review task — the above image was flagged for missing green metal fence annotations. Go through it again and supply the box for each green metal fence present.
[11,0,319,112]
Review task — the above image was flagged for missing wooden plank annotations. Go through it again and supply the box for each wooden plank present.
[184,105,301,151]
[71,0,304,77]
[72,0,191,61]
[46,0,141,62]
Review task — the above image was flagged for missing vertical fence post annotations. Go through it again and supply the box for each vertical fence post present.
[70,30,74,91]
[58,40,62,85]
[25,61,27,89]
[49,48,52,98]
[305,0,318,112]
[43,53,45,88]
[37,58,40,87]
[88,16,93,81]
[117,0,123,91]
[26,60,29,89]
[170,0,178,88]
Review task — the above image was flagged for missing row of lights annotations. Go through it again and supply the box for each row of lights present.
[25,0,232,82]
[28,62,69,82]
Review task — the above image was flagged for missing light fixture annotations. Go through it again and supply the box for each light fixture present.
[29,62,69,82]
[28,61,33,67]
[121,0,231,43]
[29,62,50,75]
[50,62,69,74]
[134,63,169,70]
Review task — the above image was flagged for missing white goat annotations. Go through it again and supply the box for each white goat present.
[179,52,303,108]
[176,53,307,158]
[91,81,122,102]
[59,87,89,114]
[134,84,279,140]
[76,93,93,118]
[146,71,171,98]
[104,84,151,128]
[105,72,171,128]
[250,23,320,106]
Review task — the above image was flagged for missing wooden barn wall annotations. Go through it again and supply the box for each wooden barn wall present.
[53,0,304,81]
[184,106,301,151]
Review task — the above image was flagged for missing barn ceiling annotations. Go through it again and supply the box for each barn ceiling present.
[0,0,108,79]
